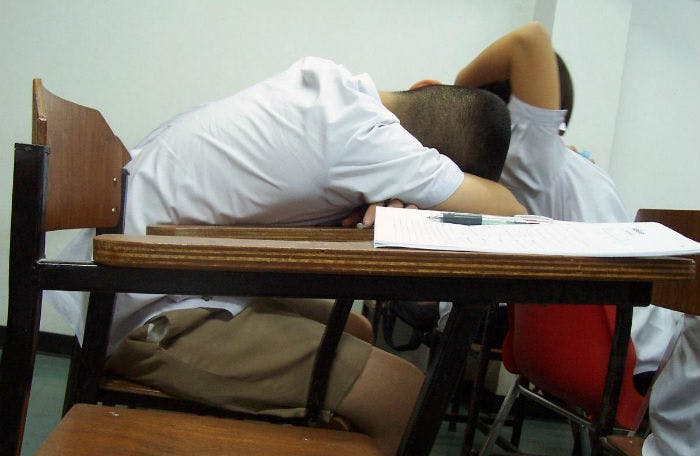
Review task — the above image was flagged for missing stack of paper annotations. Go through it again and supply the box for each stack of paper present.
[373,206,700,257]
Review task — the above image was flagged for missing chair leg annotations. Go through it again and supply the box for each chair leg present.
[570,423,594,456]
[571,421,583,456]
[509,377,527,446]
[62,292,117,414]
[477,375,522,456]
[63,338,84,415]
[1,144,48,456]
[447,363,467,432]
[580,425,593,456]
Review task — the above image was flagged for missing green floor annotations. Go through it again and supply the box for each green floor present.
[20,352,572,455]
[21,353,71,456]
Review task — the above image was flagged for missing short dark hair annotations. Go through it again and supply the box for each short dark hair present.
[556,53,574,130]
[479,52,574,134]
[390,85,511,181]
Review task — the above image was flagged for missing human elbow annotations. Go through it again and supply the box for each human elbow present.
[515,22,552,52]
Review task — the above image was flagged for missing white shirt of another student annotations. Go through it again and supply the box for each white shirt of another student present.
[499,95,628,223]
[45,56,464,354]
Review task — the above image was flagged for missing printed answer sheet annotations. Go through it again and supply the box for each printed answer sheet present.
[373,206,700,257]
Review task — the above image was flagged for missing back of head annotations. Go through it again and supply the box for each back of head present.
[390,85,511,181]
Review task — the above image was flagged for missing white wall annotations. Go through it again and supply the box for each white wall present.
[609,0,700,216]
[0,0,537,335]
[549,0,700,219]
[550,0,633,172]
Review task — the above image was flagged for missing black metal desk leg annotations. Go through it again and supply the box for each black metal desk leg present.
[398,299,483,456]
[592,302,633,455]
[462,302,498,455]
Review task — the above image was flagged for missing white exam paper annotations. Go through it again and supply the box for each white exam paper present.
[373,206,700,257]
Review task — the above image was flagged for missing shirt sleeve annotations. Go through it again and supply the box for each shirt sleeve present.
[500,96,568,210]
[301,57,464,209]
[506,95,568,173]
[327,119,464,208]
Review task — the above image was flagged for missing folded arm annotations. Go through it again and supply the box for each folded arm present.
[346,175,526,228]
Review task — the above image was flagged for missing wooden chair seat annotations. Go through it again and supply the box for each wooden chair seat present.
[99,376,172,399]
[36,404,381,455]
[100,375,173,398]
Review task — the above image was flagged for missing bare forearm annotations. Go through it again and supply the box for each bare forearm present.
[431,174,526,216]
[454,29,517,88]
[455,22,560,110]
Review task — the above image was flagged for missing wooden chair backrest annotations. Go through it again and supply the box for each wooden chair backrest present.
[32,79,130,231]
[635,208,700,314]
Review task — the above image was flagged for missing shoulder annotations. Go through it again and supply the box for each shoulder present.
[509,95,566,129]
[294,56,344,70]
[288,56,363,88]
[560,153,629,222]
[505,96,569,172]
[288,56,347,79]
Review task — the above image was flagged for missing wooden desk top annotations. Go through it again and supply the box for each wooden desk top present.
[139,225,699,314]
[147,224,374,241]
[95,233,693,282]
